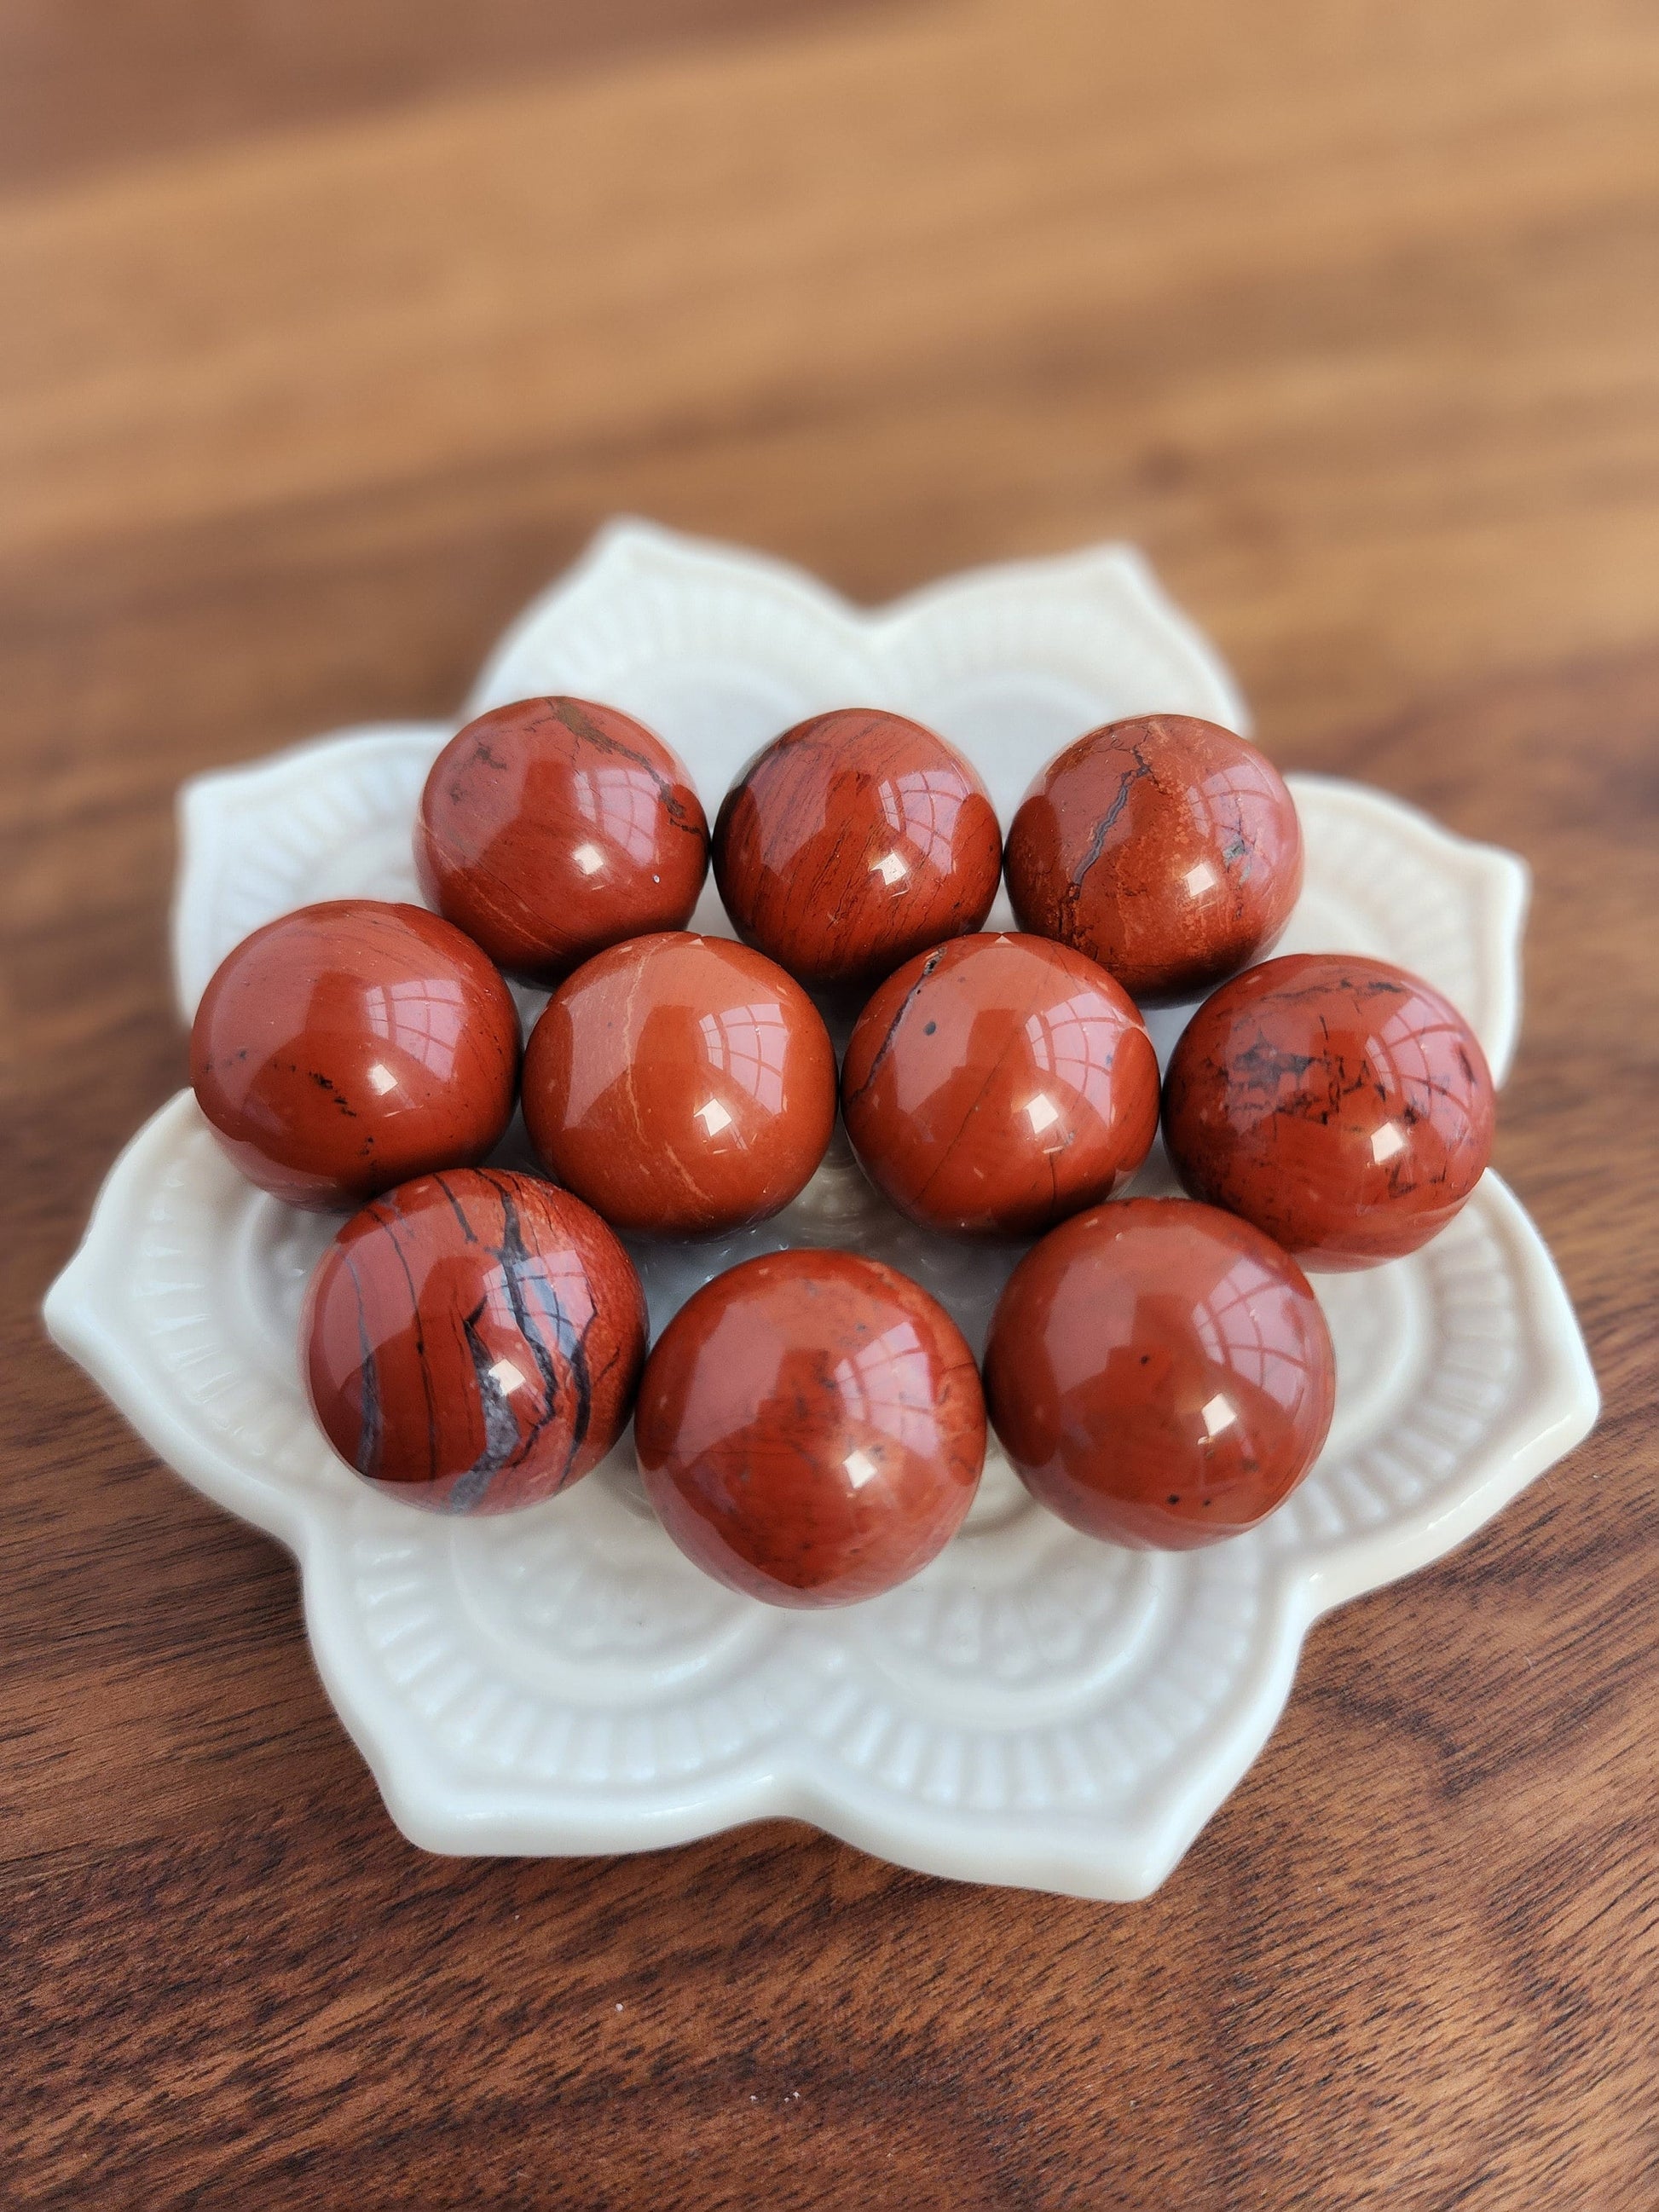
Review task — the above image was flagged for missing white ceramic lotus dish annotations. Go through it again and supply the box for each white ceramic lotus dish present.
[46,521,1597,1900]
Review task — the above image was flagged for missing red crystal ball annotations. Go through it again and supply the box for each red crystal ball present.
[190,899,520,1211]
[303,1170,647,1514]
[1162,952,1496,1270]
[841,933,1159,1236]
[415,695,709,986]
[1004,713,1303,1004]
[984,1196,1337,1549]
[712,708,1002,990]
[634,1250,986,1606]
[522,932,837,1237]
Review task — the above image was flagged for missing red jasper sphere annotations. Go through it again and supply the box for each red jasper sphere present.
[841,933,1159,1236]
[1005,714,1303,1004]
[634,1250,986,1606]
[190,899,519,1211]
[1162,953,1496,1270]
[303,1170,647,1513]
[712,708,1002,990]
[415,696,709,985]
[985,1197,1336,1549]
[522,933,836,1237]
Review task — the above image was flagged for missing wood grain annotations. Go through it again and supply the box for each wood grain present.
[3,0,1655,2203]
[0,0,887,188]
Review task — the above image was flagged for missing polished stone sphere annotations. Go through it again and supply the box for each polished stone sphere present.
[303,1170,647,1513]
[1162,952,1496,1269]
[522,932,836,1236]
[190,899,520,1211]
[841,933,1159,1236]
[415,696,709,985]
[712,708,1002,990]
[984,1196,1336,1548]
[634,1249,986,1605]
[1004,713,1303,1004]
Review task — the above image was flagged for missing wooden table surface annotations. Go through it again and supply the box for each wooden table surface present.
[4,2,1656,2203]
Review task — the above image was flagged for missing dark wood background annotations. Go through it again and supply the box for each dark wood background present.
[3,2,1655,2203]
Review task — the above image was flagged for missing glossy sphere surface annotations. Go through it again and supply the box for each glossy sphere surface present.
[635,1250,986,1605]
[1005,714,1303,1004]
[523,933,836,1236]
[415,696,709,985]
[191,899,519,1211]
[1163,953,1496,1270]
[712,708,1002,990]
[985,1197,1336,1548]
[841,933,1159,1236]
[303,1170,647,1514]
